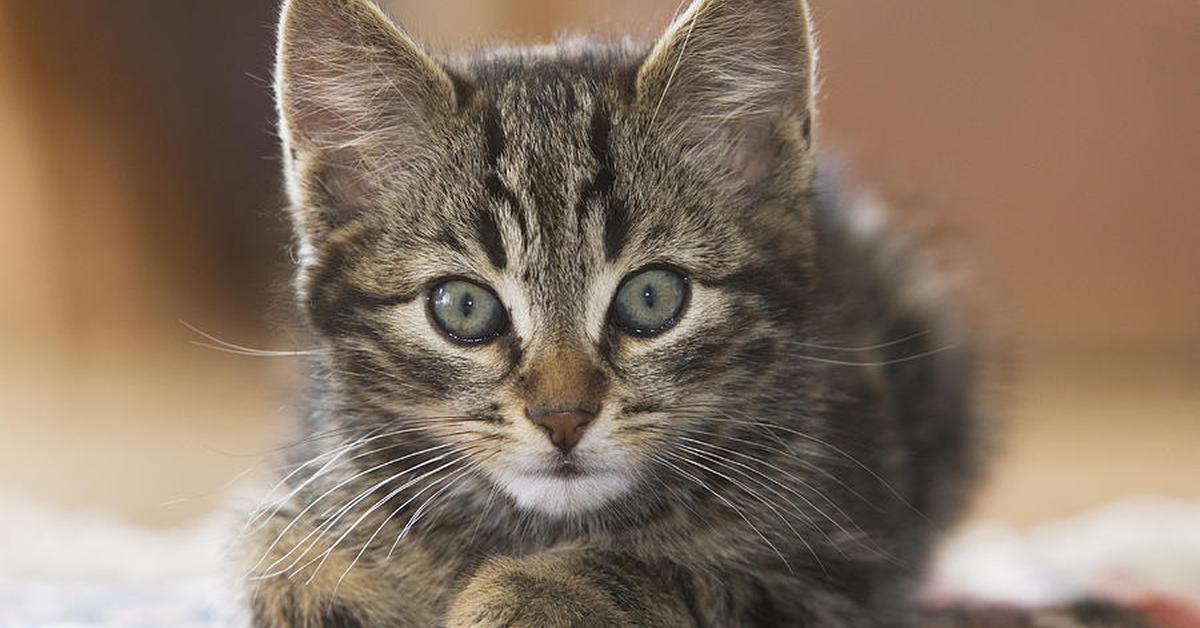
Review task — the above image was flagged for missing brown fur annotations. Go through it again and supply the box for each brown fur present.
[239,0,992,626]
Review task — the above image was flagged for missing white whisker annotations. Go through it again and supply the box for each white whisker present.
[180,319,326,358]
[783,344,955,367]
[792,330,931,353]
[665,450,816,574]
[296,454,472,584]
[248,442,461,577]
[652,454,792,573]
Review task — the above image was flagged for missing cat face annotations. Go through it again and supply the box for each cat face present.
[277,0,817,517]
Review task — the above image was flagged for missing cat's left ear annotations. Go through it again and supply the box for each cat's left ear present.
[636,0,816,189]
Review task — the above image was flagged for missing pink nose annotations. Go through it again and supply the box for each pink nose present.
[526,408,595,453]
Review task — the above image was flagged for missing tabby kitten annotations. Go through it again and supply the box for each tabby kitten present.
[241,0,987,625]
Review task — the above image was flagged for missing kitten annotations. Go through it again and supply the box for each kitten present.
[240,0,989,625]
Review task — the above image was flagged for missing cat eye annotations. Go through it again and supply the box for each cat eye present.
[611,267,689,336]
[428,279,507,344]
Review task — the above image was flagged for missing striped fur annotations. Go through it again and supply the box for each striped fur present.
[240,0,992,626]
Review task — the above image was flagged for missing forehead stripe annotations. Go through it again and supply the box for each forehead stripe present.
[577,105,629,262]
[474,208,508,270]
[576,105,614,222]
[479,98,528,259]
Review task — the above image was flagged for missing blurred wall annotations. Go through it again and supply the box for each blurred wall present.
[812,1,1199,353]
[2,0,1195,361]
[0,1,283,365]
[0,1,1196,525]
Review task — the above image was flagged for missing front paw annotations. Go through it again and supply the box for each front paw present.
[446,556,632,628]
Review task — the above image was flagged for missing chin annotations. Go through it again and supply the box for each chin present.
[494,466,635,517]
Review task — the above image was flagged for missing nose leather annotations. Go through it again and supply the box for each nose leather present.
[526,409,595,453]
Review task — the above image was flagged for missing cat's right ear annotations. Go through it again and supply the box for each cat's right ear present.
[276,0,459,247]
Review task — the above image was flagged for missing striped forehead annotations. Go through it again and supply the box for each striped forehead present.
[475,66,623,290]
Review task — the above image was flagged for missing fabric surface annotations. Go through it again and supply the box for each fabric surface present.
[0,494,236,627]
[2,494,1198,627]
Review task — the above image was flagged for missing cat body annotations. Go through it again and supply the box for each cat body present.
[240,0,987,625]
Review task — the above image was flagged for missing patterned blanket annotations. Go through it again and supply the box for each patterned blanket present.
[2,495,1197,627]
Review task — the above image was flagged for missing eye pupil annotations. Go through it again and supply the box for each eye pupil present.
[461,294,475,317]
[641,286,655,309]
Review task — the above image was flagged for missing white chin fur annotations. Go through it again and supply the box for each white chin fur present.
[495,470,633,517]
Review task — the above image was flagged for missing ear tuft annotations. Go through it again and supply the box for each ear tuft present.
[275,0,462,247]
[637,0,816,188]
[277,0,455,151]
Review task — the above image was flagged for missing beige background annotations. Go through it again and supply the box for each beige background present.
[0,0,1196,529]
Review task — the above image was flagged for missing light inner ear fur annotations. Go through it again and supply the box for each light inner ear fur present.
[276,0,461,248]
[635,0,817,189]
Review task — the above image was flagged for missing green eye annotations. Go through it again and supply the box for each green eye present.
[428,279,507,344]
[612,268,689,336]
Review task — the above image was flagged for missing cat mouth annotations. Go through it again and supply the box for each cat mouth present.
[515,457,590,480]
[542,459,586,479]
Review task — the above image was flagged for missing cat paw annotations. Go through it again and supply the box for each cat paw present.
[446,556,631,628]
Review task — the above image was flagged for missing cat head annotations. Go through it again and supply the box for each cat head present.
[276,0,821,517]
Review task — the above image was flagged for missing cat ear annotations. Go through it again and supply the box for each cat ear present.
[636,0,816,189]
[276,0,460,243]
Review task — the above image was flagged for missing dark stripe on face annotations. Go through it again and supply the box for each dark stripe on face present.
[482,100,529,245]
[496,331,524,376]
[436,226,467,253]
[577,105,615,219]
[474,208,508,269]
[703,264,807,322]
[306,228,420,334]
[351,326,457,397]
[487,172,528,246]
[483,100,505,165]
[665,325,740,385]
[576,105,630,261]
[603,199,630,262]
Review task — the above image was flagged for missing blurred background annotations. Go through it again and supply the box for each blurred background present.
[0,0,1196,531]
